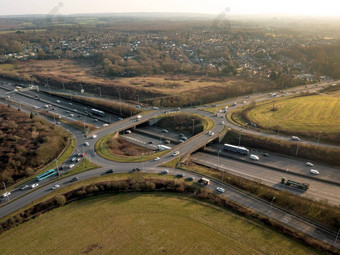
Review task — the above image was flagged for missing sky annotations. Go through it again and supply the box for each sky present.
[0,0,340,17]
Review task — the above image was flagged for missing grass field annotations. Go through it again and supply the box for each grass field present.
[0,63,16,70]
[246,93,340,133]
[0,194,320,255]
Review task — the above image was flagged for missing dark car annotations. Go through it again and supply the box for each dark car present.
[176,173,185,178]
[71,177,79,182]
[106,169,114,174]
[132,168,141,172]
[262,152,269,157]
[147,141,154,144]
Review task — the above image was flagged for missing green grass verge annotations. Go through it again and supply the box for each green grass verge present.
[95,132,169,162]
[63,158,100,177]
[0,193,321,255]
[0,64,15,71]
[160,157,180,168]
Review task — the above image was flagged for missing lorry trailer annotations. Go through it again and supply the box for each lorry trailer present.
[281,177,309,190]
[223,143,249,155]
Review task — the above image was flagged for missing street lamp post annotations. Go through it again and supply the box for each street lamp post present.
[192,119,195,135]
[334,228,340,246]
[2,181,7,193]
[317,131,321,144]
[141,153,145,171]
[269,197,276,213]
[238,129,243,147]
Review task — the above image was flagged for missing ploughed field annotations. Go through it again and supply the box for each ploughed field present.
[0,194,320,255]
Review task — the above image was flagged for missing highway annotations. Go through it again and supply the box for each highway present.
[0,77,340,249]
[191,152,340,205]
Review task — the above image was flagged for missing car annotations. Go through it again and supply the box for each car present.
[180,134,185,138]
[164,140,171,144]
[1,191,11,198]
[66,110,70,113]
[136,105,141,108]
[221,121,225,125]
[306,162,314,167]
[132,168,141,172]
[179,139,184,143]
[161,129,168,133]
[69,164,75,169]
[103,123,109,127]
[216,187,225,193]
[71,157,77,162]
[20,185,29,190]
[186,176,195,181]
[118,118,124,121]
[69,102,72,105]
[76,158,82,162]
[71,177,79,182]
[154,157,160,161]
[172,151,180,156]
[181,137,188,141]
[152,106,159,110]
[125,130,132,134]
[147,141,154,144]
[250,154,260,161]
[31,183,39,189]
[51,184,60,190]
[161,169,169,174]
[91,135,97,139]
[176,173,185,178]
[84,142,89,146]
[56,121,61,125]
[106,169,114,174]
[69,114,74,117]
[262,152,269,157]
[56,100,61,103]
[94,119,98,122]
[310,169,319,175]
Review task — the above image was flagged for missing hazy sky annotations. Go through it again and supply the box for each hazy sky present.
[0,0,339,17]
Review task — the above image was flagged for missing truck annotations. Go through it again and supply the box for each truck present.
[157,145,171,151]
[223,143,249,155]
[198,178,210,185]
[281,177,309,190]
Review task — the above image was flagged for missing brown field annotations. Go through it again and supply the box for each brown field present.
[106,136,152,156]
[4,59,275,107]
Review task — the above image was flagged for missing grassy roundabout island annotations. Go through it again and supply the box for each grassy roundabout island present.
[0,193,320,255]
[243,92,340,143]
[95,113,213,162]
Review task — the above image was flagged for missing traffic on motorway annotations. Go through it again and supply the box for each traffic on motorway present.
[1,78,340,249]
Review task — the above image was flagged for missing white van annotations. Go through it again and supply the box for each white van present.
[291,136,300,141]
[250,154,260,161]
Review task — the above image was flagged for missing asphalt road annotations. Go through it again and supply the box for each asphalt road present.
[1,78,340,249]
[191,152,340,205]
